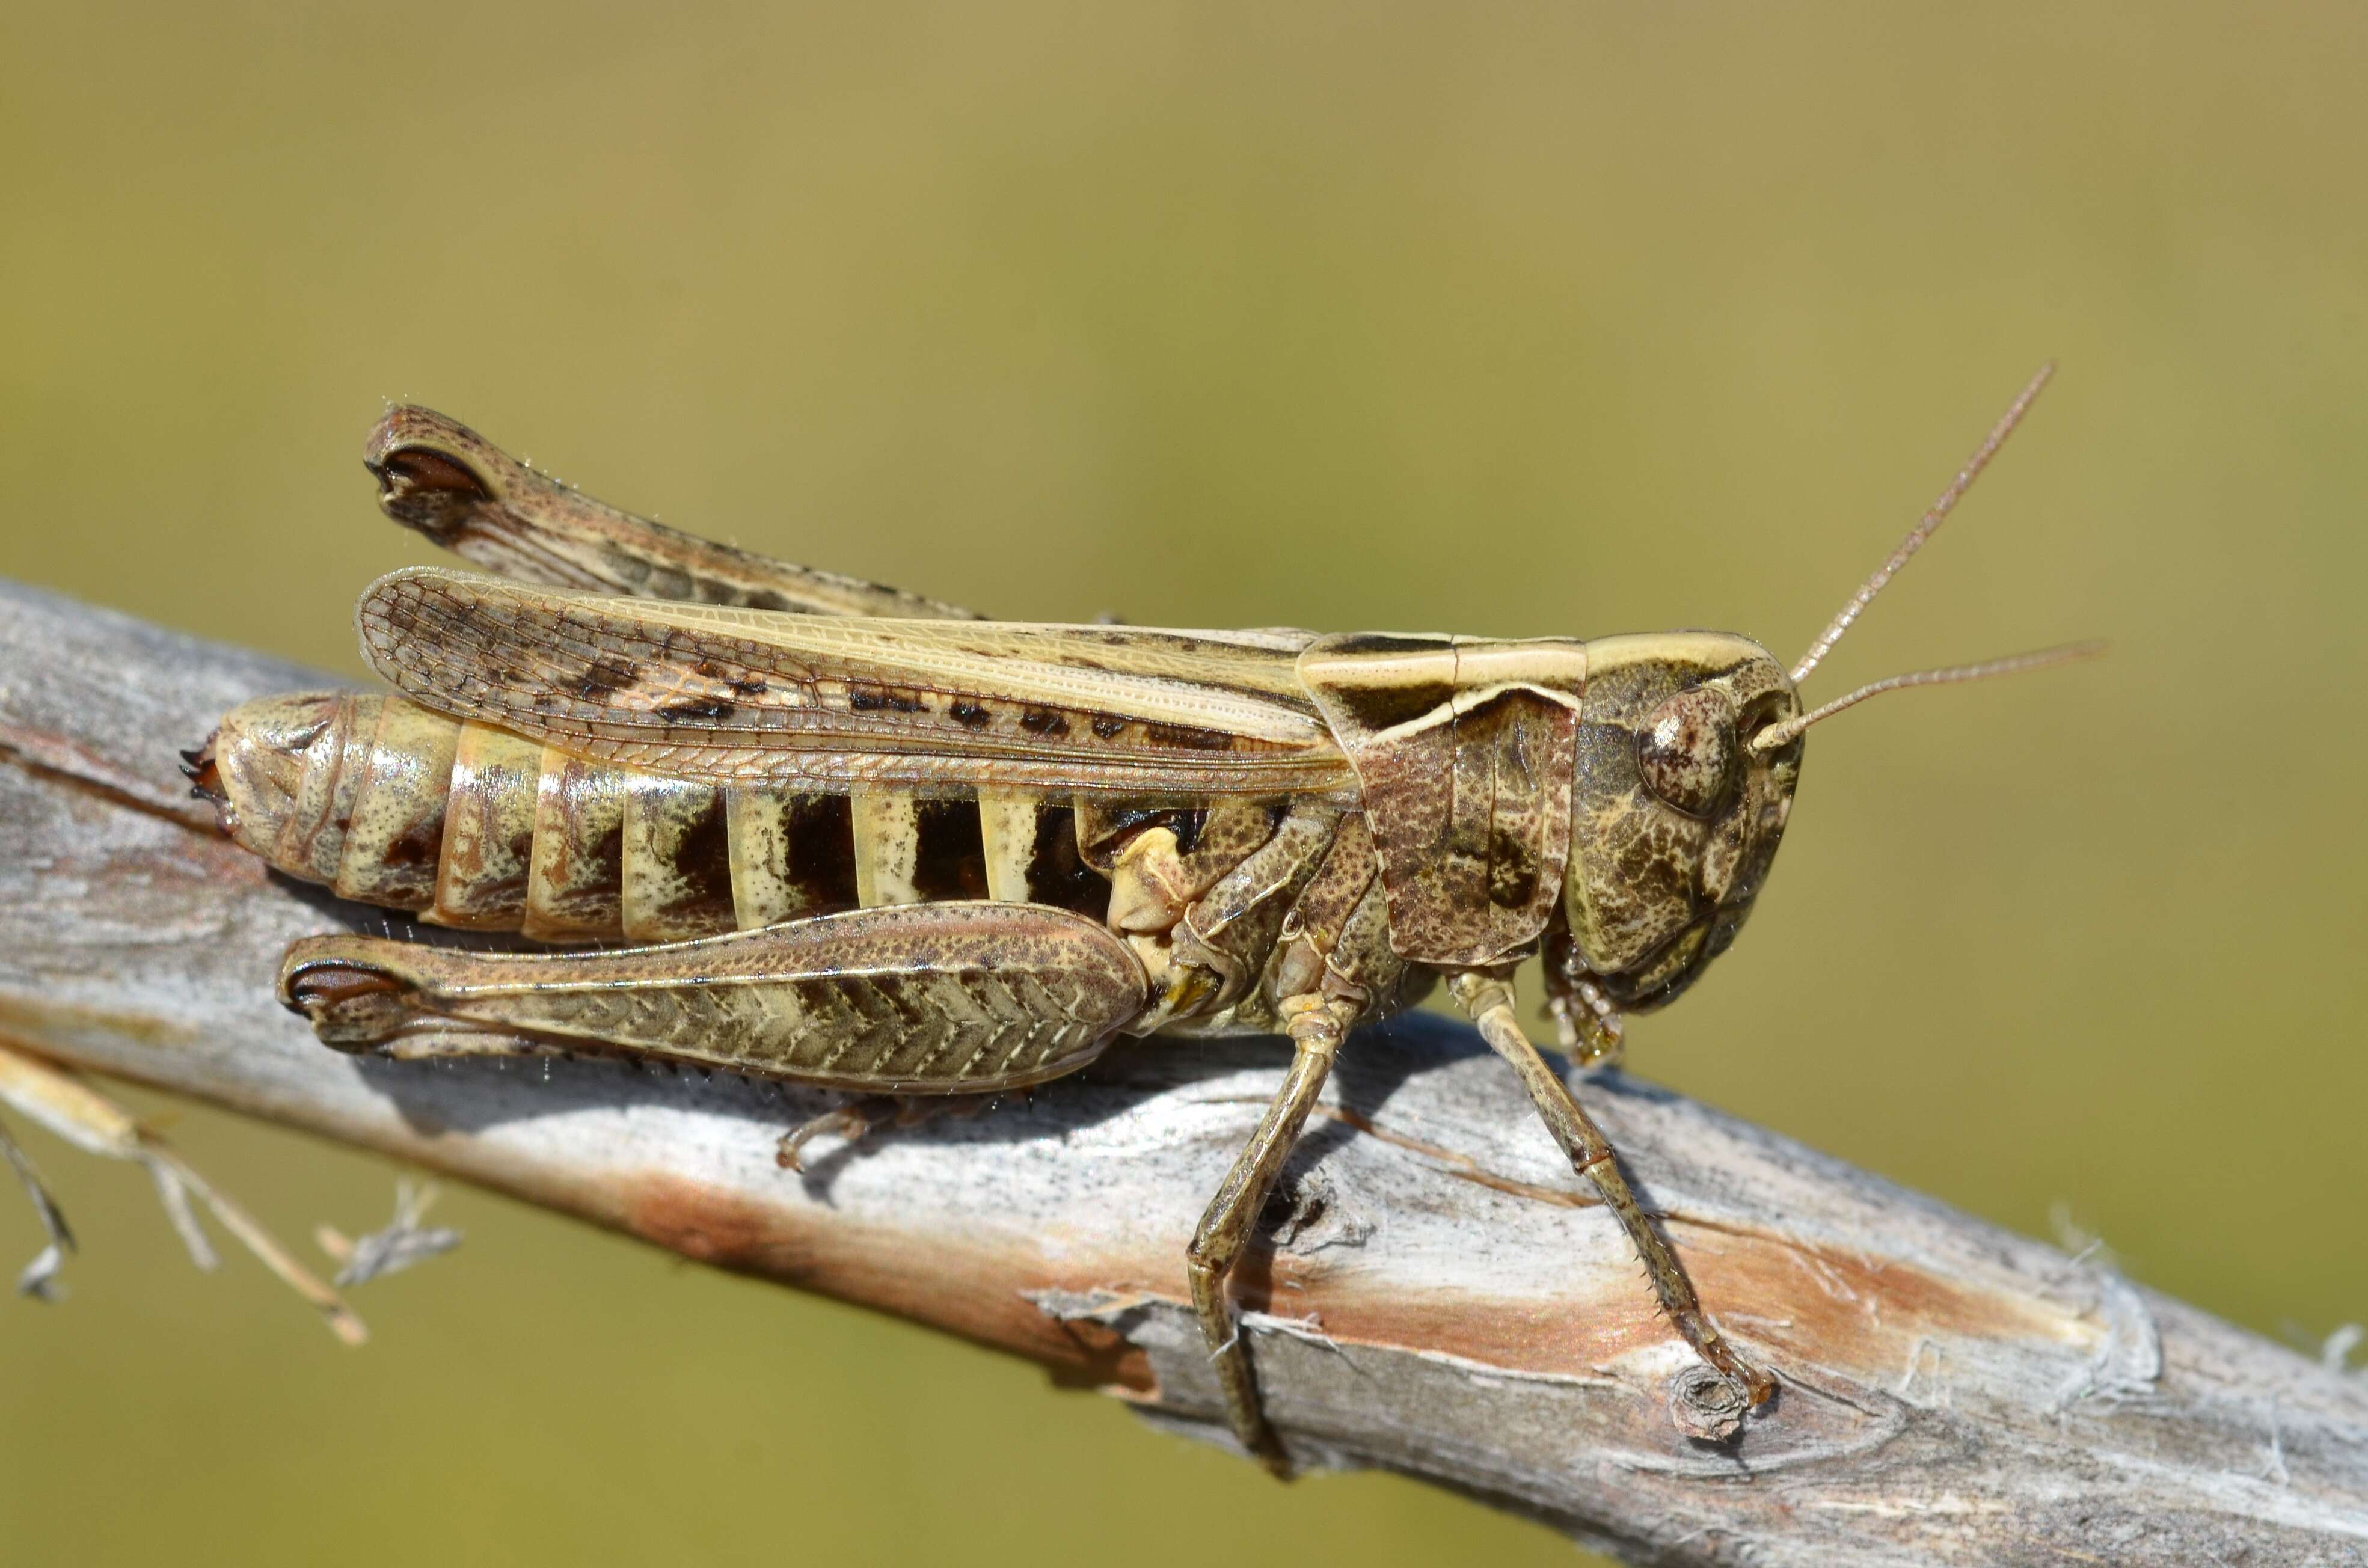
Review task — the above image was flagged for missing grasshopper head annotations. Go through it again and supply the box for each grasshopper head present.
[1561,365,2100,1023]
[1563,635,1803,1012]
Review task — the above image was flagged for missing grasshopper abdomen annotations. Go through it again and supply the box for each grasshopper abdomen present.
[199,693,1362,974]
[200,693,871,942]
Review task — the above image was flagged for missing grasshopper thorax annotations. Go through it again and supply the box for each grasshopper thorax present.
[1564,634,1802,1012]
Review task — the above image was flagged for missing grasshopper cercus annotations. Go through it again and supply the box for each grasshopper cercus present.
[189,367,2094,1475]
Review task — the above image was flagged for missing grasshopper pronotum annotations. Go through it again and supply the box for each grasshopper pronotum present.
[188,368,2093,1474]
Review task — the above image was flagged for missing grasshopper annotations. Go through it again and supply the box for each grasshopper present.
[188,368,2093,1474]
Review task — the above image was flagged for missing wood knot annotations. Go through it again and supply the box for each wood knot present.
[1669,1363,1751,1443]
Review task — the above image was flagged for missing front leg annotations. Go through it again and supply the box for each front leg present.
[1185,992,1360,1480]
[1447,971,1775,1407]
[1541,915,1626,1067]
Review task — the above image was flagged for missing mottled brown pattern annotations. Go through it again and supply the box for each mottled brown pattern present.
[1636,685,1738,818]
[1319,878,1407,999]
[527,750,628,939]
[170,388,2116,1495]
[209,620,1801,1049]
[366,406,983,620]
[1180,804,1342,942]
[354,569,1352,796]
[1168,804,1347,1015]
[1174,799,1289,892]
[1277,812,1376,955]
[1300,635,1586,967]
[280,902,1149,1094]
[332,697,457,910]
[619,774,738,940]
[429,722,541,928]
[1563,636,1799,1012]
[192,406,1851,1492]
[240,421,1818,1063]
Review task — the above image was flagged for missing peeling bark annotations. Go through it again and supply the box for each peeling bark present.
[1,578,2364,1566]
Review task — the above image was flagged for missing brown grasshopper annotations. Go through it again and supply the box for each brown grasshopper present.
[189,367,2094,1475]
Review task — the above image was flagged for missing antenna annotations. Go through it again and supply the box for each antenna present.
[1789,363,2056,685]
[1750,640,2104,753]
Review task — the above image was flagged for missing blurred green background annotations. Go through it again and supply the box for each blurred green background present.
[5,4,2366,1564]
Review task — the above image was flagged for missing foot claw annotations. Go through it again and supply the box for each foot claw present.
[776,1100,892,1171]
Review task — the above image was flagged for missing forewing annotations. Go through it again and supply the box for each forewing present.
[357,568,1352,796]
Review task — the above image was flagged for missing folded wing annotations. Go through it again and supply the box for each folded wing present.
[357,568,1354,797]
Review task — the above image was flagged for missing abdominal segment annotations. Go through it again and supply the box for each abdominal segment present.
[215,692,1120,943]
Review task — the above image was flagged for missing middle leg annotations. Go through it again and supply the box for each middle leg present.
[1185,992,1359,1480]
[776,1094,993,1171]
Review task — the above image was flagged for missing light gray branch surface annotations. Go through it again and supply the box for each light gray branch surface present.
[2,578,2363,1566]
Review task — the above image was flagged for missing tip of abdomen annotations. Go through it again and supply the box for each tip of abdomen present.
[180,735,228,813]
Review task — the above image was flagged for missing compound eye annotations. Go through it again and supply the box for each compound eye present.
[1637,687,1737,817]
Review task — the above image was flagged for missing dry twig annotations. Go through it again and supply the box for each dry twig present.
[1,579,2363,1565]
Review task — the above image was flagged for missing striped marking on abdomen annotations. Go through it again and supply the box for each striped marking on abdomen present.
[321,696,1117,942]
